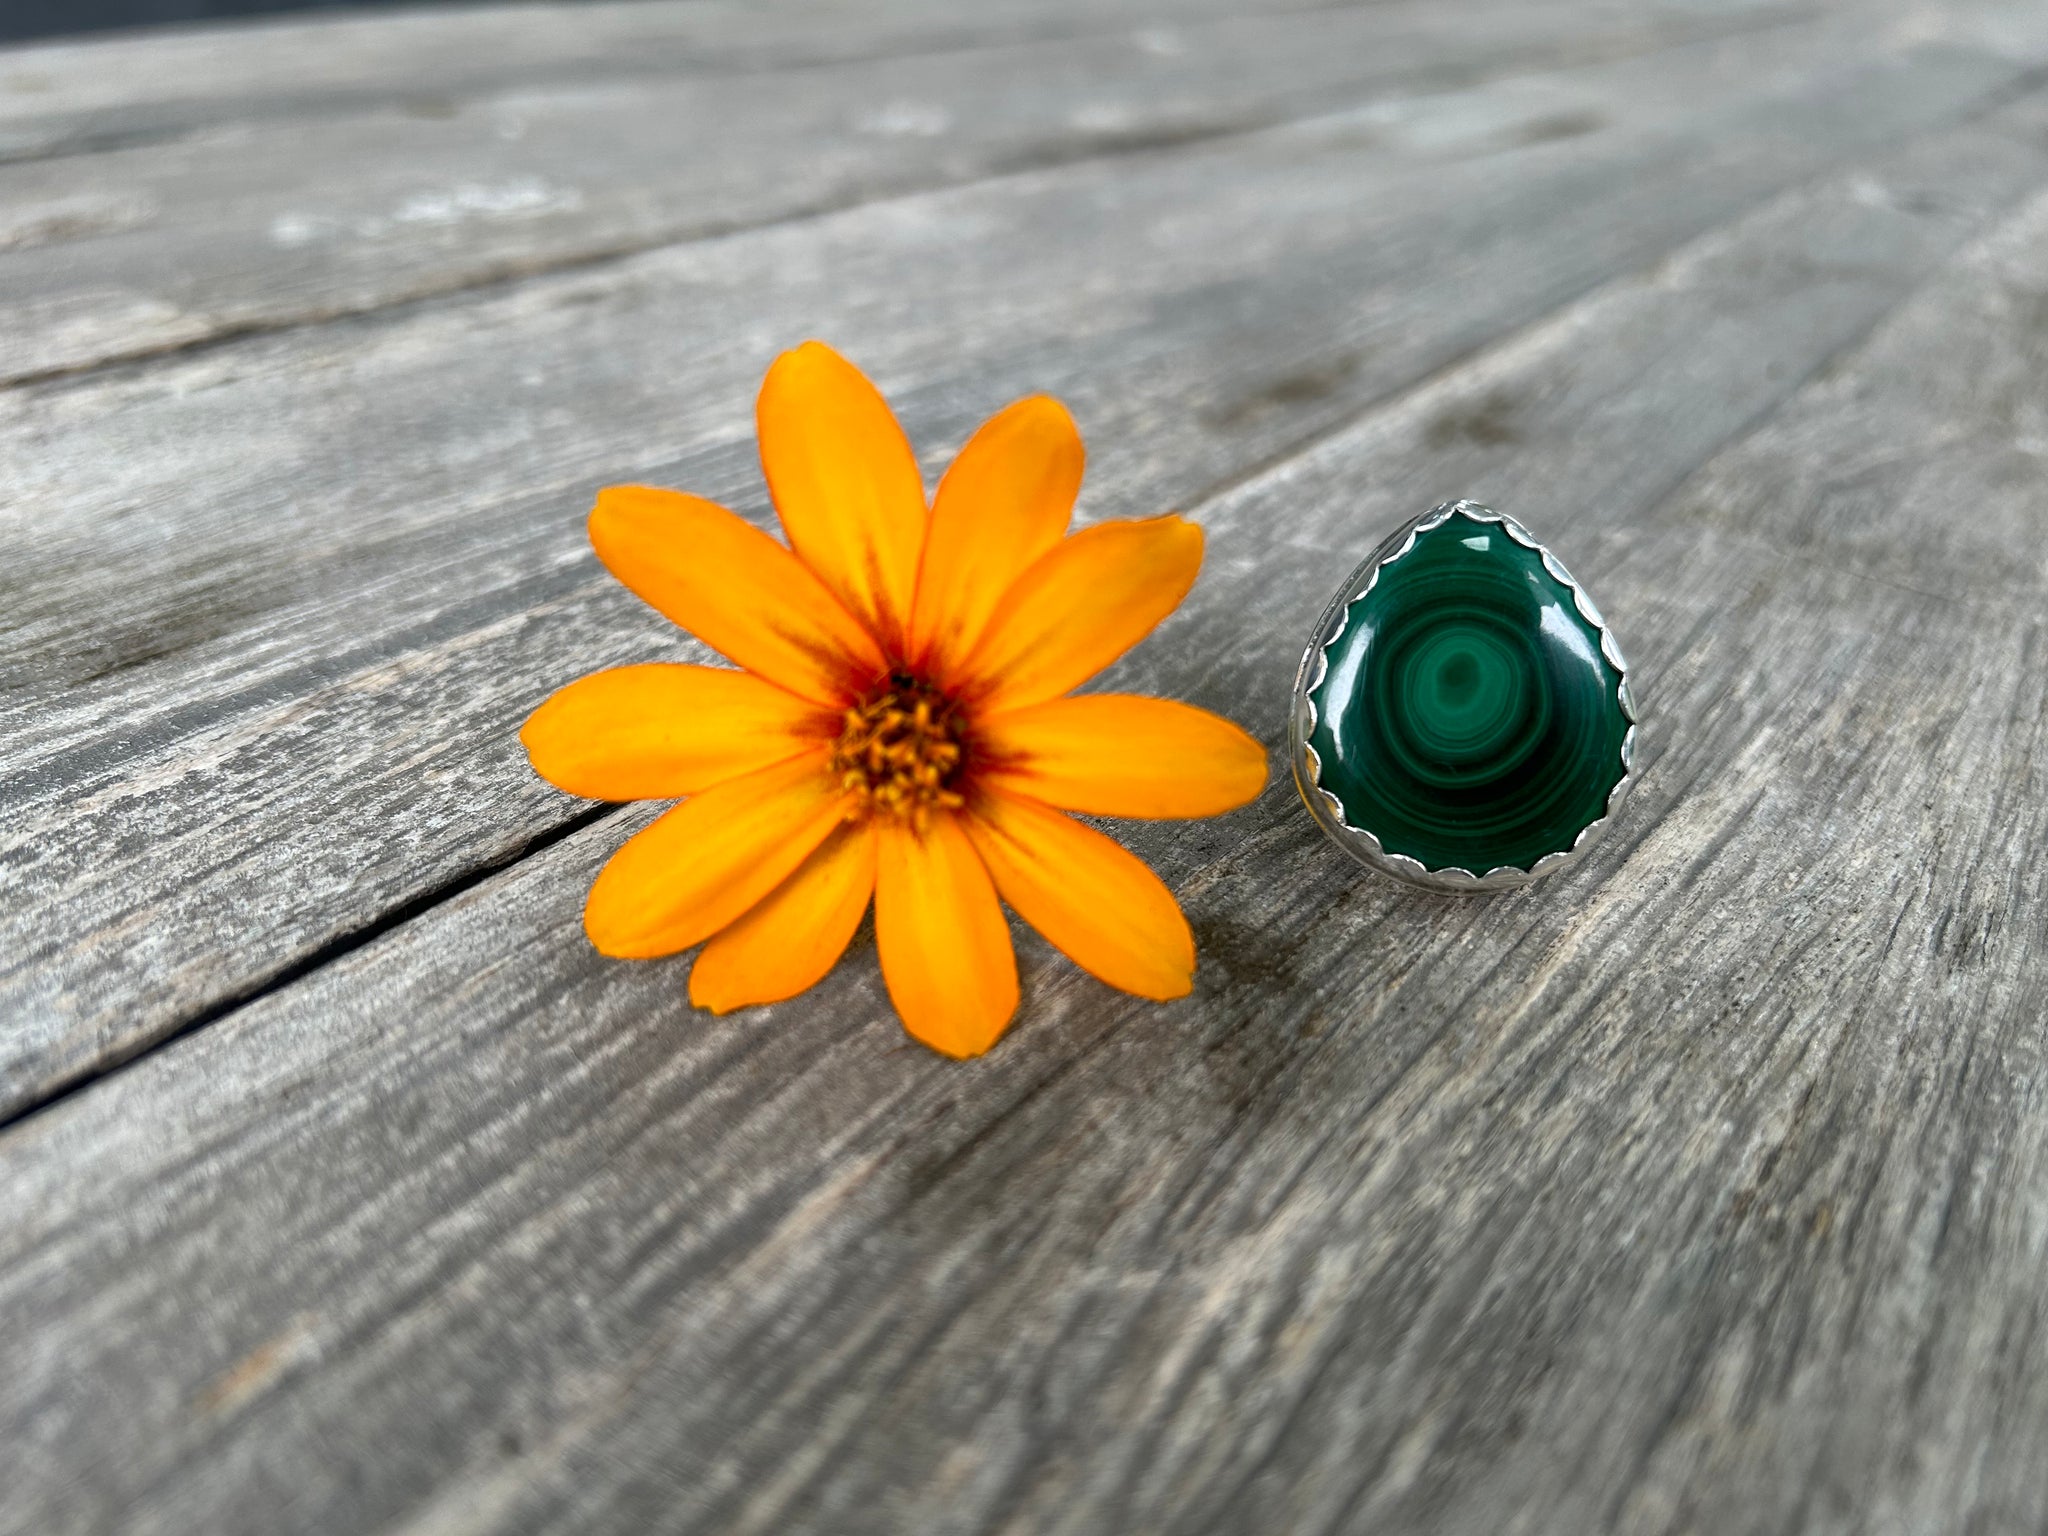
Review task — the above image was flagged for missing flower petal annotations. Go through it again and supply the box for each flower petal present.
[689,821,877,1013]
[758,340,929,652]
[522,663,836,802]
[965,789,1193,1002]
[588,485,885,706]
[584,749,847,959]
[875,812,1018,1058]
[978,694,1268,819]
[908,395,1081,680]
[957,515,1204,712]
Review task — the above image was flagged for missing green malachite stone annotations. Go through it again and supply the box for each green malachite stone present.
[1308,512,1629,876]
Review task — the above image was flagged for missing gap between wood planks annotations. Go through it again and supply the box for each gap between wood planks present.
[0,0,1342,163]
[0,114,1257,391]
[4,84,2037,1137]
[0,802,620,1137]
[0,0,1812,389]
[0,0,1783,166]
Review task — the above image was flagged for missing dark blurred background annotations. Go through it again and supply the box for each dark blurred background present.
[2,0,481,45]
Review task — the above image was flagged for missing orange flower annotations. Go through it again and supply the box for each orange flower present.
[522,342,1267,1057]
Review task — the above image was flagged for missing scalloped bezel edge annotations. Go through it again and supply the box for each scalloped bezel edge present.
[1287,500,1640,895]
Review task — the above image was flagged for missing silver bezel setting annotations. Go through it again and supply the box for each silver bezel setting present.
[1288,500,1640,894]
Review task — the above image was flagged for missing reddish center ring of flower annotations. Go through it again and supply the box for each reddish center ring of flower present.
[832,672,968,828]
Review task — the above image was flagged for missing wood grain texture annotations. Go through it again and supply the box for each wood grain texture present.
[6,2,2048,1532]
[9,60,2048,1536]
[0,0,1803,383]
[6,7,2047,1118]
[0,0,1359,160]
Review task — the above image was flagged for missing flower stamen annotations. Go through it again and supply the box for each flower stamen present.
[833,672,967,831]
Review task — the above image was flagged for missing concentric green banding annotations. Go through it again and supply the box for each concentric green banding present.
[1308,513,1629,875]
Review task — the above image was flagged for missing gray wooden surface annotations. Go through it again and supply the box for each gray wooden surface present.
[4,1,2048,1531]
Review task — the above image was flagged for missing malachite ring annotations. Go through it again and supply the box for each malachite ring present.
[1289,500,1639,893]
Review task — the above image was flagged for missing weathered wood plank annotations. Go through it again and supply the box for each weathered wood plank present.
[3,32,2045,1118]
[6,107,2046,1536]
[0,0,1802,383]
[0,0,1352,160]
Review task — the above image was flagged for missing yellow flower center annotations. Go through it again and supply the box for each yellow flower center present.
[832,672,968,828]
